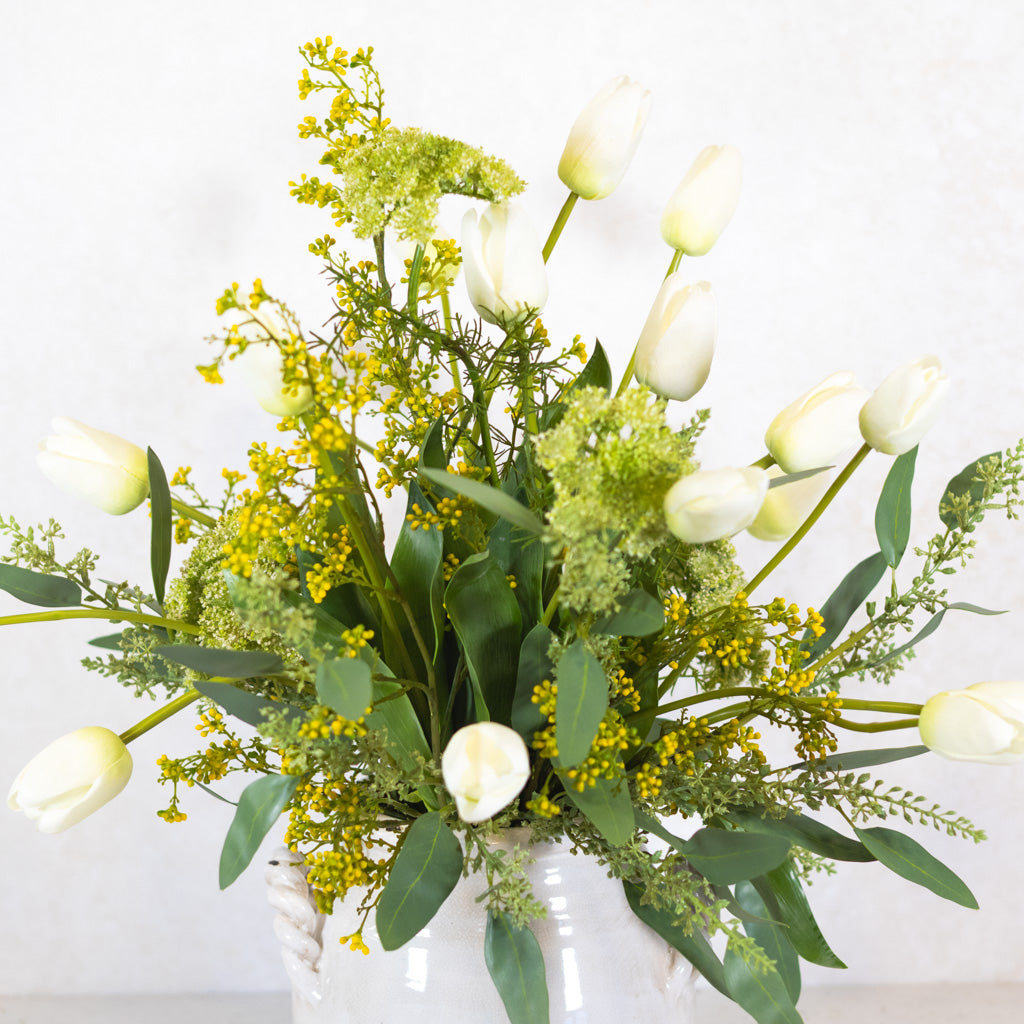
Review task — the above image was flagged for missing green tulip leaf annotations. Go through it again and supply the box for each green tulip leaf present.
[939,451,1000,530]
[875,445,917,568]
[735,881,802,1002]
[803,551,888,661]
[487,516,545,630]
[853,826,978,909]
[723,806,873,863]
[484,911,550,1024]
[623,880,728,997]
[219,773,300,889]
[572,340,613,394]
[316,658,373,721]
[681,828,791,885]
[554,640,608,766]
[592,589,666,637]
[376,813,463,950]
[418,417,447,472]
[154,644,285,679]
[0,563,82,608]
[561,773,634,847]
[195,681,303,727]
[420,467,544,535]
[147,447,173,605]
[766,466,831,489]
[724,939,804,1024]
[511,623,557,742]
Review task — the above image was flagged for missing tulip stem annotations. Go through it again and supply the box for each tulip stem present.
[542,192,579,263]
[743,443,871,596]
[119,688,202,744]
[751,454,776,470]
[171,498,217,528]
[440,290,463,397]
[0,607,202,634]
[829,715,919,733]
[667,249,684,275]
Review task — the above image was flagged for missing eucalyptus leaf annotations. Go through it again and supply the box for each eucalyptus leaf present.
[376,813,463,950]
[554,640,608,766]
[561,773,634,846]
[939,451,1000,529]
[736,881,801,1002]
[88,631,127,650]
[682,828,791,885]
[796,744,928,773]
[154,644,285,679]
[0,563,81,608]
[147,447,173,605]
[592,589,665,637]
[420,467,544,535]
[724,940,804,1024]
[724,806,872,863]
[316,658,373,721]
[484,912,549,1024]
[804,551,888,661]
[875,445,917,568]
[219,773,300,889]
[195,681,303,727]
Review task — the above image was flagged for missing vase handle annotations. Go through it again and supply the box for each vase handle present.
[265,846,325,1006]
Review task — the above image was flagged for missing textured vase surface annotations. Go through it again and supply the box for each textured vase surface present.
[266,828,699,1024]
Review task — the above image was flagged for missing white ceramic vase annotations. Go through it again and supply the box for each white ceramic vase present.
[265,829,699,1024]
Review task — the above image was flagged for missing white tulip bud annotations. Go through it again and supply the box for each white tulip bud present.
[918,681,1024,765]
[441,722,530,824]
[37,418,150,516]
[236,341,315,417]
[558,76,652,201]
[859,356,949,456]
[747,465,832,542]
[8,726,133,833]
[633,276,716,402]
[664,467,769,544]
[660,145,743,256]
[765,371,870,474]
[461,203,548,325]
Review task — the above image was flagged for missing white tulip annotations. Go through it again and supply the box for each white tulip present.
[918,681,1024,765]
[859,356,949,456]
[461,203,548,325]
[236,340,315,417]
[8,726,133,833]
[747,465,833,542]
[37,418,150,515]
[764,371,869,474]
[664,467,769,544]
[441,722,530,824]
[633,276,716,402]
[660,145,743,256]
[558,76,652,201]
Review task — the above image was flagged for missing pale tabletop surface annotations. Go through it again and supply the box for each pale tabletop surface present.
[1,985,1022,1023]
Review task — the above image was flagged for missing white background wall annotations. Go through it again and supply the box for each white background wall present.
[1,0,1023,997]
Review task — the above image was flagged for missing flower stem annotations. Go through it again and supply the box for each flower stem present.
[0,608,201,634]
[829,716,919,733]
[171,498,217,528]
[119,689,202,744]
[542,192,579,263]
[743,443,871,596]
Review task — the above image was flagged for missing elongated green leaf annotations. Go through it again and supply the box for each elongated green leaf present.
[147,447,172,605]
[219,773,300,889]
[511,623,556,742]
[418,417,447,472]
[799,744,928,773]
[752,862,846,969]
[592,589,665,637]
[154,644,285,678]
[487,517,544,630]
[865,602,1006,671]
[562,773,634,846]
[724,940,804,1024]
[195,681,302,727]
[875,445,917,568]
[316,658,373,720]
[484,912,549,1024]
[294,547,380,636]
[88,631,126,650]
[854,826,978,909]
[682,828,791,885]
[940,451,1000,529]
[767,466,831,489]
[572,340,612,394]
[554,640,608,766]
[623,881,728,996]
[736,881,801,1002]
[804,552,888,661]
[376,813,463,950]
[445,551,522,724]
[0,563,81,608]
[193,778,238,805]
[724,806,872,863]
[420,467,544,535]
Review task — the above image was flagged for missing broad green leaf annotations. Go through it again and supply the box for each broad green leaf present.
[445,551,523,724]
[418,417,447,472]
[804,551,888,661]
[682,828,791,885]
[623,881,728,996]
[865,602,1006,670]
[724,940,804,1024]
[736,881,801,1002]
[752,862,846,969]
[316,658,373,720]
[724,806,872,863]
[939,451,1000,530]
[219,773,300,889]
[294,547,379,636]
[0,563,81,608]
[571,340,613,394]
[154,644,285,678]
[376,813,463,950]
[511,623,556,742]
[420,467,544,535]
[554,640,608,766]
[484,912,549,1024]
[487,517,545,630]
[195,681,302,727]
[561,773,634,846]
[592,589,665,637]
[854,826,978,909]
[875,445,917,568]
[147,447,173,605]
[799,744,928,773]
